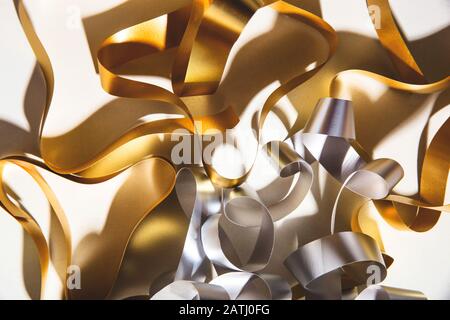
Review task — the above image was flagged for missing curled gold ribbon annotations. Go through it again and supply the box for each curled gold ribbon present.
[357,0,450,232]
[5,0,181,298]
[6,0,335,299]
[0,159,71,299]
[1,0,71,299]
[366,0,426,84]
[330,72,449,234]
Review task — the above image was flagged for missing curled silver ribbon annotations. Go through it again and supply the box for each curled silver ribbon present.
[356,285,427,300]
[152,272,291,300]
[284,231,386,299]
[209,272,292,300]
[300,97,404,198]
[150,140,311,299]
[149,97,426,300]
[151,281,229,300]
[174,167,221,282]
[172,139,313,278]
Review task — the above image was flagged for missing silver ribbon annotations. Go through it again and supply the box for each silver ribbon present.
[356,285,427,300]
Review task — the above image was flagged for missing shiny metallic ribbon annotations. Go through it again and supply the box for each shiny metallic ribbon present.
[153,97,433,300]
[2,0,448,299]
[285,231,386,300]
[356,285,426,300]
[152,272,291,300]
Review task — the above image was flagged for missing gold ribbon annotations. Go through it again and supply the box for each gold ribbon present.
[5,0,335,299]
[364,0,449,232]
[0,159,71,299]
[330,0,450,233]
[0,0,71,300]
[366,0,427,84]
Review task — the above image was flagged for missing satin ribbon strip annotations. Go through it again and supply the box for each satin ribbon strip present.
[330,73,450,232]
[364,0,450,232]
[356,285,427,300]
[299,96,448,263]
[172,144,311,280]
[300,97,404,199]
[209,272,292,300]
[366,0,426,84]
[0,1,71,300]
[59,0,337,186]
[151,280,230,300]
[298,97,407,236]
[204,4,337,188]
[285,232,387,300]
[151,96,427,300]
[152,272,291,300]
[174,167,221,282]
[0,159,72,299]
[5,0,181,299]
